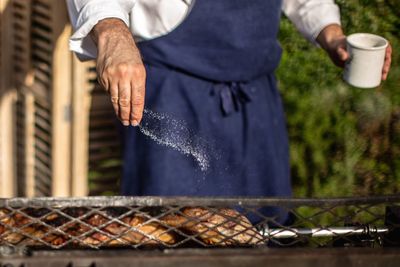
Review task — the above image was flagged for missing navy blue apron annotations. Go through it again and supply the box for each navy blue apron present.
[121,0,291,223]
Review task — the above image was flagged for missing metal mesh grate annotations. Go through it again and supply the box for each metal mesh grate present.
[0,196,399,250]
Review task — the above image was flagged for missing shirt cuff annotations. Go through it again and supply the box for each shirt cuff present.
[284,2,341,46]
[308,4,341,44]
[69,0,134,60]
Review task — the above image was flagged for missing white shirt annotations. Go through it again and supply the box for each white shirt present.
[66,0,341,60]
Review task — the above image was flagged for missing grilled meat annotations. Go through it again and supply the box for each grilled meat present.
[122,215,175,245]
[81,214,176,246]
[0,208,11,235]
[0,206,260,247]
[161,207,263,246]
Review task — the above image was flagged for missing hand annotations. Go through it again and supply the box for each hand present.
[317,24,392,81]
[91,18,146,126]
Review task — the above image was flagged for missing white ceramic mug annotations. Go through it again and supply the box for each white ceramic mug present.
[343,33,388,88]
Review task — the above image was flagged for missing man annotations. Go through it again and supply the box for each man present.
[66,1,392,213]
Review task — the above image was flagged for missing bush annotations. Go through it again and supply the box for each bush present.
[277,0,400,197]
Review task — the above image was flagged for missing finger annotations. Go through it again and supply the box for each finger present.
[130,80,145,126]
[337,46,349,62]
[96,61,109,91]
[109,81,120,122]
[118,80,131,126]
[332,46,349,68]
[382,44,392,81]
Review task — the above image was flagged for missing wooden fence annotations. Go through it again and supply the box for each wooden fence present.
[0,0,121,197]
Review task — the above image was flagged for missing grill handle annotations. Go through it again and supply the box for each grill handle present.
[261,226,389,239]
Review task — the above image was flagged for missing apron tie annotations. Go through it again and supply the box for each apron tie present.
[214,82,251,116]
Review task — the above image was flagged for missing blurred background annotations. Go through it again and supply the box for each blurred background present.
[0,0,398,198]
[279,0,399,197]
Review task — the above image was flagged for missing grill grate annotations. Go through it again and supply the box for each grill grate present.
[0,196,399,250]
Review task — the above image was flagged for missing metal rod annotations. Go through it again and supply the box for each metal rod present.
[262,226,389,238]
[1,195,400,208]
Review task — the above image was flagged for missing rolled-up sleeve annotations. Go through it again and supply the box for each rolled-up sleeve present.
[282,0,341,45]
[66,0,136,60]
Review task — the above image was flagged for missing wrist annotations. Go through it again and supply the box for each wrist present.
[91,18,129,44]
[317,24,345,51]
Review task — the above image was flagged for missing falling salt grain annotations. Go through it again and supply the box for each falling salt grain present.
[138,109,211,171]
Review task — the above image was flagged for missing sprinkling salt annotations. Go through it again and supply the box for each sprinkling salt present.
[138,109,211,172]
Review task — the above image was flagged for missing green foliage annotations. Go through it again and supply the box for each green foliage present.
[277,0,400,197]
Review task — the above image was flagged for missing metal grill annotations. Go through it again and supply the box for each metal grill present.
[0,196,399,252]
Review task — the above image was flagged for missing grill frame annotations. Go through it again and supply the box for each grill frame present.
[2,195,400,207]
[2,248,400,267]
[0,196,399,251]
